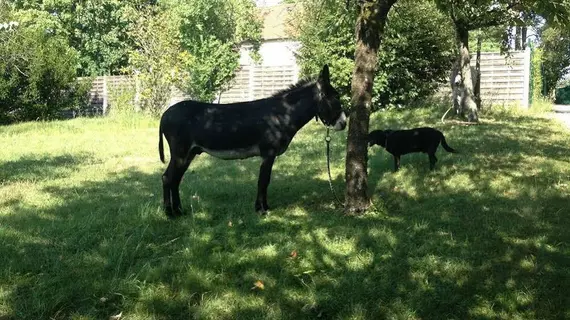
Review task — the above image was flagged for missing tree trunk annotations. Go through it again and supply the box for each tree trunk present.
[454,24,479,122]
[521,26,527,49]
[515,26,522,50]
[344,0,397,215]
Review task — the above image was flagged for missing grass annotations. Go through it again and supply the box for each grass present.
[1,106,569,320]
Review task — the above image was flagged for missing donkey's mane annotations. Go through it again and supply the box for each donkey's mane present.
[270,78,315,98]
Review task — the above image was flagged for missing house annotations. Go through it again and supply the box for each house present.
[240,2,300,67]
[220,2,301,103]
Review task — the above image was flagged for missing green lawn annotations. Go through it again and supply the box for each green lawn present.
[1,108,569,320]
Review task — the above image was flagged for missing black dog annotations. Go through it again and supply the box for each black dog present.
[369,127,457,171]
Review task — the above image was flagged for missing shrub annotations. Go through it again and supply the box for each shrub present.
[0,10,88,123]
[555,85,570,105]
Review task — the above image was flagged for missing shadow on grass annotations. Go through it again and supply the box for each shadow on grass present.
[1,111,570,319]
[0,153,97,183]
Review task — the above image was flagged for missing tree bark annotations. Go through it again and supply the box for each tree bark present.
[521,26,527,49]
[344,0,397,215]
[454,24,479,122]
[515,26,522,50]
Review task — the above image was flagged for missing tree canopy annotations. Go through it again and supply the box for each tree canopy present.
[539,23,570,96]
[294,0,455,110]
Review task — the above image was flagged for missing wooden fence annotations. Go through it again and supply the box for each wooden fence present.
[81,64,299,115]
[79,49,530,116]
[476,49,530,107]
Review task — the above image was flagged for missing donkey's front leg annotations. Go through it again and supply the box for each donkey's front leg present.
[255,156,276,214]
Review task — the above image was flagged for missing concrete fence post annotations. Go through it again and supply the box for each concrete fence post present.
[102,76,108,115]
[523,46,531,108]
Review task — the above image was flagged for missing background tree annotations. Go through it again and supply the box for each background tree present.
[435,0,570,122]
[11,0,157,76]
[127,7,190,114]
[162,0,262,102]
[539,23,570,98]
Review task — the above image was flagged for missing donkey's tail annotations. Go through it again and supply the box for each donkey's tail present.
[441,134,457,153]
[158,123,165,163]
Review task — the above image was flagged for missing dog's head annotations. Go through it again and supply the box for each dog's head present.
[368,130,389,148]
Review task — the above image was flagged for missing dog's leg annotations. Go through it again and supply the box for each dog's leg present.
[393,155,400,172]
[428,153,438,170]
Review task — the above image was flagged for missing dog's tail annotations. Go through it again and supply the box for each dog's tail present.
[441,134,457,153]
[158,122,165,163]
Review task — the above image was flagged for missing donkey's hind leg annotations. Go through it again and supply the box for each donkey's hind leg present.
[162,151,195,218]
[162,160,176,218]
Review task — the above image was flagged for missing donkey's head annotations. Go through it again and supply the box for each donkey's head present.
[315,65,347,131]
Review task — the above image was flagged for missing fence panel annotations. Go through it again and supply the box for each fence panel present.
[476,50,530,107]
[79,50,530,115]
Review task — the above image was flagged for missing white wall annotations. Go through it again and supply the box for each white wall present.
[240,40,300,66]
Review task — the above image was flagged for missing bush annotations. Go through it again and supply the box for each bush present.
[555,86,570,105]
[107,81,138,117]
[0,10,88,124]
[530,46,544,105]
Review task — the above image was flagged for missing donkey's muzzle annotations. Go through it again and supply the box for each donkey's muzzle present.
[332,112,347,131]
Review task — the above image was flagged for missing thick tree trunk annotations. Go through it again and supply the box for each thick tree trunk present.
[454,24,479,122]
[344,0,397,215]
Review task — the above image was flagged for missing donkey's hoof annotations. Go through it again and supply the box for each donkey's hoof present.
[255,203,269,215]
[164,206,184,219]
[164,206,175,218]
[172,208,185,218]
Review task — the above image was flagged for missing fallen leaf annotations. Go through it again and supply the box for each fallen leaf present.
[109,311,122,320]
[289,250,298,259]
[251,280,265,290]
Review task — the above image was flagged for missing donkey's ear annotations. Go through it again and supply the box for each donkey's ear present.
[319,64,330,84]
